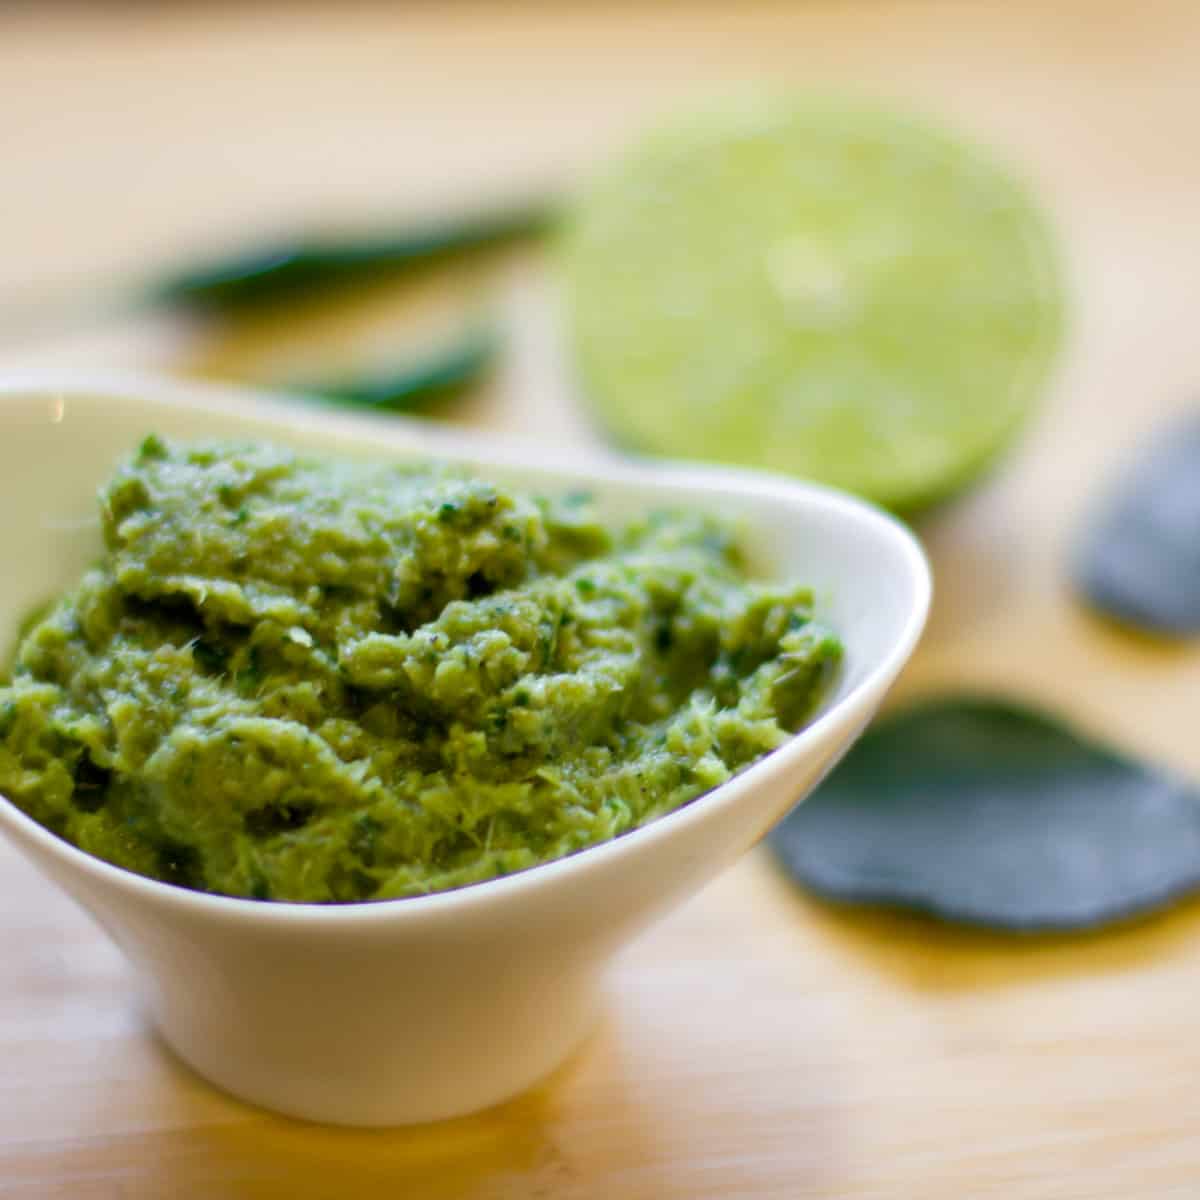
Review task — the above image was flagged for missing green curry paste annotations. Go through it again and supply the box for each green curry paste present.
[0,437,840,902]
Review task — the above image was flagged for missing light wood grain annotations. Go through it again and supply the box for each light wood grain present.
[2,2,1200,1196]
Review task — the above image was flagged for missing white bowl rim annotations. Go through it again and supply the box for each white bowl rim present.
[0,368,931,925]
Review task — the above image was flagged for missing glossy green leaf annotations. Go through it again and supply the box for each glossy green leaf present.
[769,697,1200,930]
[1074,412,1200,635]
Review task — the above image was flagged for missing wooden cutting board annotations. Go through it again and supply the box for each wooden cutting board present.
[2,1,1199,1195]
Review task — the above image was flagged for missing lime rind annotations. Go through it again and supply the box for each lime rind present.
[561,90,1065,511]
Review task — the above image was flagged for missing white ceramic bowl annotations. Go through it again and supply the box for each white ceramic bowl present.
[0,371,929,1126]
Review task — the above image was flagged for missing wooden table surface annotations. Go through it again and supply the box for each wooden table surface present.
[3,2,1200,1196]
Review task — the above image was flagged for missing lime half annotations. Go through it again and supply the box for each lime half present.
[561,92,1064,510]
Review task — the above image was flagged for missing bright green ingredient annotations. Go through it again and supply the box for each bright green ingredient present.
[0,437,840,903]
[561,90,1064,510]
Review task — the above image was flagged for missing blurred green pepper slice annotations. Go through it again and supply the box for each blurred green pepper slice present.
[153,202,555,312]
[292,325,496,413]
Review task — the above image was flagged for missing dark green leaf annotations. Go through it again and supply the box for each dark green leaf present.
[1074,412,1200,636]
[769,696,1200,930]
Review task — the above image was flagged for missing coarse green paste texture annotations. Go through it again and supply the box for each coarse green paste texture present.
[0,437,840,903]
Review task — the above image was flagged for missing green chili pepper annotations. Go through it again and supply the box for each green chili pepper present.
[151,202,556,312]
[291,325,495,413]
